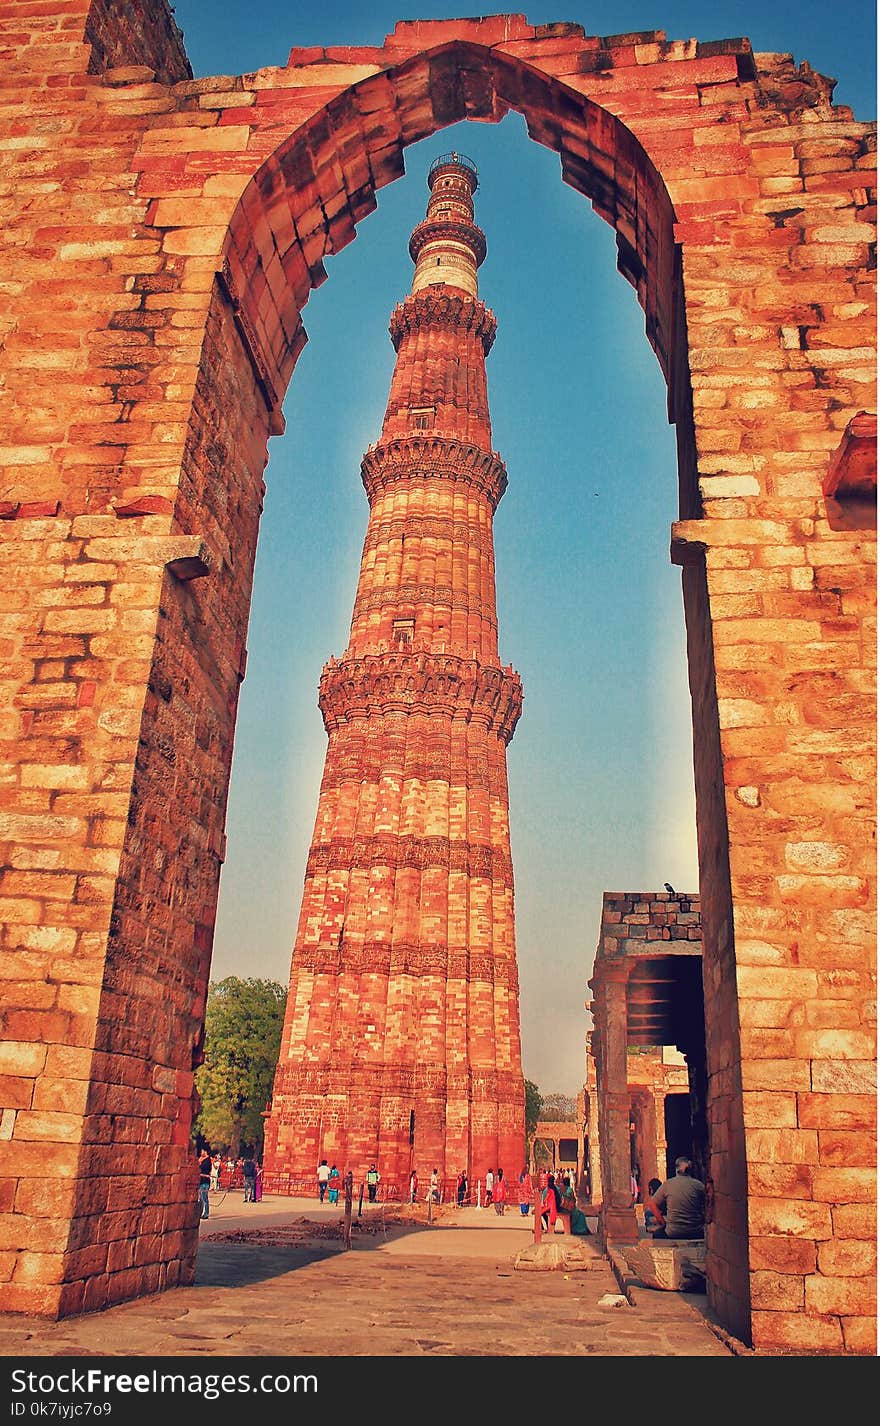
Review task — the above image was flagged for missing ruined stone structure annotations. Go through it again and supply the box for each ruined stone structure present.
[625,1046,693,1185]
[0,1,874,1353]
[531,1099,587,1192]
[583,1033,694,1210]
[262,154,525,1191]
[589,891,705,1244]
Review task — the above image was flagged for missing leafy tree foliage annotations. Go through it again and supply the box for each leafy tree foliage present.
[540,1090,578,1121]
[194,977,287,1155]
[524,1079,543,1139]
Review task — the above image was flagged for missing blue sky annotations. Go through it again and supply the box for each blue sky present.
[171,1,875,1094]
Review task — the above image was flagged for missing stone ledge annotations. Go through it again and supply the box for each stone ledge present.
[618,1238,707,1291]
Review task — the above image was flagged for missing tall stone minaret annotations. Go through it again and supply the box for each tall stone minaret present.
[264,154,524,1193]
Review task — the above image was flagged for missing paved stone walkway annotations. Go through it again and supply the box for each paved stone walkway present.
[0,1196,733,1358]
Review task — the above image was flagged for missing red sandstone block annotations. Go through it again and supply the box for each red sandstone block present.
[0,1213,68,1254]
[818,1238,876,1277]
[749,1162,813,1198]
[746,1127,818,1164]
[0,1041,48,1077]
[832,1204,874,1240]
[13,1109,82,1143]
[0,1077,33,1110]
[751,1310,843,1353]
[389,15,533,46]
[812,1167,875,1203]
[750,1236,817,1274]
[841,1317,877,1353]
[805,1273,874,1316]
[797,1093,875,1131]
[106,1239,136,1274]
[0,976,58,1010]
[740,1059,810,1092]
[749,1196,832,1239]
[750,1270,805,1311]
[0,1275,67,1315]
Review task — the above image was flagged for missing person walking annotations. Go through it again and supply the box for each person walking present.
[492,1168,506,1216]
[518,1165,533,1217]
[241,1153,257,1203]
[327,1164,341,1205]
[408,1168,418,1204]
[456,1170,468,1207]
[197,1144,212,1220]
[366,1163,381,1202]
[317,1159,331,1203]
[428,1167,440,1203]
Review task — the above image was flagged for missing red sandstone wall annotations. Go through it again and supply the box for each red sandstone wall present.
[0,0,874,1351]
[84,0,191,84]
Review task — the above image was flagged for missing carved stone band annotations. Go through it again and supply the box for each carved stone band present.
[291,940,519,984]
[319,652,523,742]
[304,833,514,884]
[273,1064,524,1099]
[389,289,496,354]
[407,217,487,267]
[361,434,508,508]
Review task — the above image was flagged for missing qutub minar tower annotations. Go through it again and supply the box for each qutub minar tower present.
[264,154,525,1190]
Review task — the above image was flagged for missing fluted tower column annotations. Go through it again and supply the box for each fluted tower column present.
[264,154,525,1194]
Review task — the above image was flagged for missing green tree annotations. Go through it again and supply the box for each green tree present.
[525,1079,543,1139]
[194,976,287,1155]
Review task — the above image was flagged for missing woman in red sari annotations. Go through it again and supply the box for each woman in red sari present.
[540,1172,559,1235]
[492,1168,507,1216]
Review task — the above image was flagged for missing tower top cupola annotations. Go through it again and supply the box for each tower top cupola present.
[408,151,486,298]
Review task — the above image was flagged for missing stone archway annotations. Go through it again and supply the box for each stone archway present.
[0,3,874,1353]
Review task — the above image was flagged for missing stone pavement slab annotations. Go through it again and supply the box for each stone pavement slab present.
[0,1196,733,1359]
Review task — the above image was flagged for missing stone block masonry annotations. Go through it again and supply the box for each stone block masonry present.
[0,0,873,1354]
[263,153,526,1193]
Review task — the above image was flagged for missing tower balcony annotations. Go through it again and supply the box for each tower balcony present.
[408,216,487,267]
[428,151,479,193]
[361,433,507,508]
[318,650,523,744]
[388,288,496,352]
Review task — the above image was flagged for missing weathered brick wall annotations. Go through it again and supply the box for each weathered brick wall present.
[0,1,874,1350]
[0,0,272,1313]
[84,0,191,84]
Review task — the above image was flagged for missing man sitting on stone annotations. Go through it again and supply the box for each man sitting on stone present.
[646,1157,706,1240]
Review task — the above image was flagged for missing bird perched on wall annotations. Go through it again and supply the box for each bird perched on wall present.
[664,882,676,895]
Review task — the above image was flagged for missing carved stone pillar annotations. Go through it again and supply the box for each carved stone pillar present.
[654,1088,669,1181]
[596,970,638,1243]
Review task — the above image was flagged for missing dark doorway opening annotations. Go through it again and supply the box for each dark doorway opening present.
[664,1093,693,1178]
